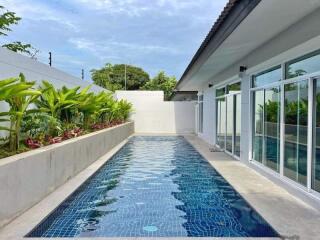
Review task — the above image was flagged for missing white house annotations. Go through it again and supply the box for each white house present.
[177,0,320,204]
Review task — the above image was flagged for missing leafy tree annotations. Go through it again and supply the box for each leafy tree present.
[91,63,150,91]
[2,41,40,59]
[0,5,39,58]
[0,5,20,36]
[141,71,177,100]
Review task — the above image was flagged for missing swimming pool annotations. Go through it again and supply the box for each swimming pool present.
[27,136,278,237]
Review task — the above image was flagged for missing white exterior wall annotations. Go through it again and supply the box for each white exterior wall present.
[194,14,320,206]
[115,91,195,134]
[198,88,215,145]
[0,47,104,92]
[197,8,320,159]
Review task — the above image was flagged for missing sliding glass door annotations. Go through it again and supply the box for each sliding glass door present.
[234,94,241,157]
[250,49,320,194]
[252,90,264,163]
[264,87,281,172]
[216,83,241,158]
[313,78,320,192]
[226,95,234,153]
[284,80,308,186]
[252,87,281,172]
[216,98,226,149]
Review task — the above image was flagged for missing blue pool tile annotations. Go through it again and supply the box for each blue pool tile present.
[26,136,279,238]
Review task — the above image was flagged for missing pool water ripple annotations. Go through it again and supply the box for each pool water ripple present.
[27,136,278,237]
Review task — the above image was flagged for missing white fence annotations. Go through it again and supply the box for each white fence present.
[0,47,106,138]
[0,47,104,91]
[115,91,196,134]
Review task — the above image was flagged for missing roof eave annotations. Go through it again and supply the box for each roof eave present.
[176,0,261,90]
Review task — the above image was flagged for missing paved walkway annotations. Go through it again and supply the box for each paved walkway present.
[184,135,320,240]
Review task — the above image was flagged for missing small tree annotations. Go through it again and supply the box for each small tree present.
[141,71,177,100]
[0,5,20,36]
[0,5,39,58]
[4,74,42,151]
[91,63,150,91]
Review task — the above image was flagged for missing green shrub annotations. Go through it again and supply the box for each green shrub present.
[0,75,132,156]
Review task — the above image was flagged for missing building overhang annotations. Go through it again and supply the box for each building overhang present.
[177,0,320,91]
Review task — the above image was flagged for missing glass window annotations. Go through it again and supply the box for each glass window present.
[252,90,264,163]
[284,81,308,186]
[216,87,226,97]
[226,95,234,153]
[264,87,281,172]
[286,51,320,79]
[198,96,203,133]
[252,67,282,88]
[234,94,241,157]
[227,82,241,94]
[216,98,226,149]
[252,88,281,172]
[313,78,320,192]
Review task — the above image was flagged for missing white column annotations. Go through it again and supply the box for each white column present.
[240,74,251,163]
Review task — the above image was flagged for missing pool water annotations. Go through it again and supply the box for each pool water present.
[27,136,278,237]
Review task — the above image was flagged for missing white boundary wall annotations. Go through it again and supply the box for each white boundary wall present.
[115,91,195,134]
[0,47,104,91]
[0,47,106,138]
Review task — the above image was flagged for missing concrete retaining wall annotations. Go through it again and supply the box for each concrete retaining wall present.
[0,122,134,227]
[115,91,196,134]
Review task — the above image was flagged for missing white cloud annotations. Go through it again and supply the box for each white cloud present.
[68,37,181,61]
[73,0,150,16]
[0,0,228,78]
[1,0,79,31]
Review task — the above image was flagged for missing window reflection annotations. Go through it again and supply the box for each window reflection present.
[216,98,226,149]
[198,96,203,133]
[226,96,234,153]
[252,67,282,88]
[252,88,280,171]
[286,51,320,79]
[284,81,308,186]
[252,90,264,163]
[313,79,320,192]
[264,87,281,172]
[235,94,241,157]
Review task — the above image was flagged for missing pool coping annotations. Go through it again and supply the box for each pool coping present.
[0,134,315,239]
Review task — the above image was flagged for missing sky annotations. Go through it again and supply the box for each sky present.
[0,0,228,82]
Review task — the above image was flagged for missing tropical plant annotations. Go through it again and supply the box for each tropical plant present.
[96,92,115,123]
[35,81,86,122]
[77,92,100,129]
[117,99,132,122]
[21,112,62,139]
[0,77,17,131]
[4,74,41,151]
[1,75,132,157]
